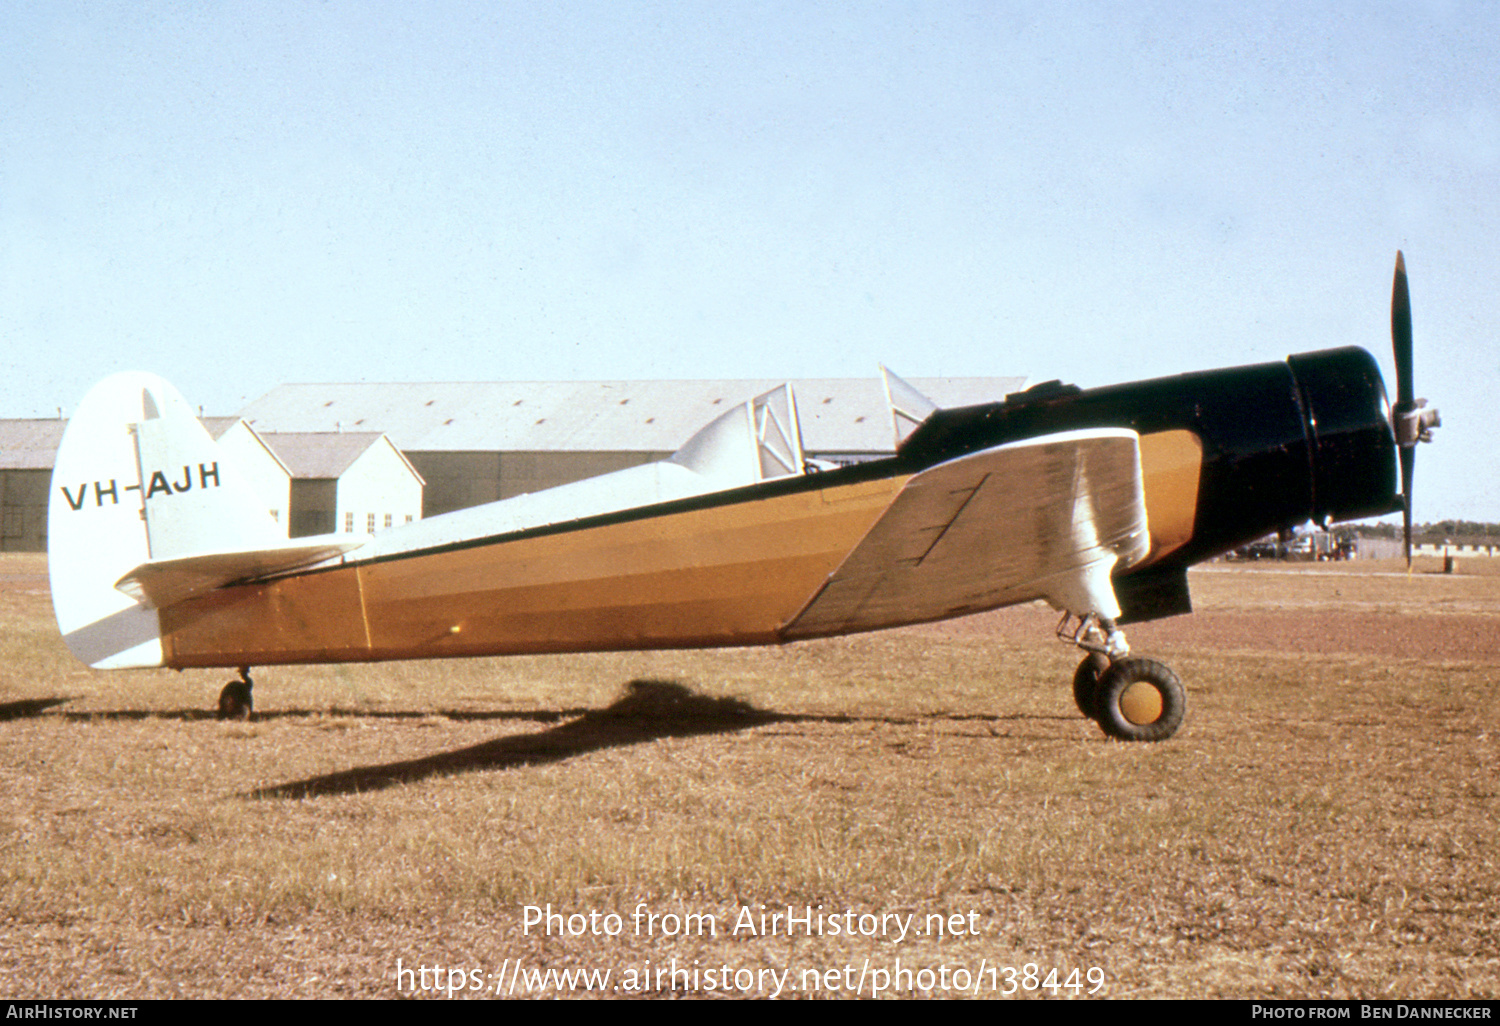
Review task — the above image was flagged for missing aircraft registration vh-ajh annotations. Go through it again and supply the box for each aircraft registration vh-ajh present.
[48,254,1439,742]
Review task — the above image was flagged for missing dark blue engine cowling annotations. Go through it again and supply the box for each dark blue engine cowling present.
[1119,345,1399,619]
[1286,347,1400,528]
[897,345,1401,622]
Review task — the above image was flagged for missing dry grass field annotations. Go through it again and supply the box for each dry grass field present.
[2,551,1497,999]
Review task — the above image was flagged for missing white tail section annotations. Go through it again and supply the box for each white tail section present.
[132,393,284,561]
[49,374,166,668]
[49,373,364,669]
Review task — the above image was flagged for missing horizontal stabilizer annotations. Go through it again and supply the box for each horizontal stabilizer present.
[115,534,368,610]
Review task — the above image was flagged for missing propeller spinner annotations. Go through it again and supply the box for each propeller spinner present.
[1390,251,1441,565]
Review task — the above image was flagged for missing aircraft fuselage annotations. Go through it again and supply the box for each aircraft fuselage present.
[153,346,1398,667]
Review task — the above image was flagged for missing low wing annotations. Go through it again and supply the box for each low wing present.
[114,534,368,610]
[782,428,1151,639]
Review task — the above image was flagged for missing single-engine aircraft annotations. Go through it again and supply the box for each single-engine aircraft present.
[47,254,1439,741]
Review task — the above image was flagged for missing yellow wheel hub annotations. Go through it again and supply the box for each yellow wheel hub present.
[1119,680,1164,725]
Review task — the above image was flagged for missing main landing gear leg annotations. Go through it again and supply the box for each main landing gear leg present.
[218,666,254,721]
[1059,613,1184,742]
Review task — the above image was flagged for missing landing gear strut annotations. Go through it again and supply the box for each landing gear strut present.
[218,666,254,721]
[1060,613,1184,742]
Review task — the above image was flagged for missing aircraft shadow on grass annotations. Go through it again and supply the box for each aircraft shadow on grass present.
[0,697,73,721]
[3,683,1071,797]
[244,679,1072,800]
[249,678,794,800]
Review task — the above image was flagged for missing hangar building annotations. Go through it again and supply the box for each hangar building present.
[236,377,1026,518]
[1,375,1025,549]
[0,419,66,552]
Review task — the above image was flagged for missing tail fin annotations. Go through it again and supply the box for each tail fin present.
[49,372,359,669]
[49,373,170,667]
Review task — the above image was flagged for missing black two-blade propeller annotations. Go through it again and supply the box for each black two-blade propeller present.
[1390,251,1441,566]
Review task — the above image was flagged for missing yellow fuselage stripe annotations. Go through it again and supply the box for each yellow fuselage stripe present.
[159,430,1203,668]
[161,476,907,666]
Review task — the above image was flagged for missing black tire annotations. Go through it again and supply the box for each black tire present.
[1072,653,1109,720]
[218,680,253,721]
[1095,658,1184,742]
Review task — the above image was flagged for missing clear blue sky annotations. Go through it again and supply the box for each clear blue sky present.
[3,1,1496,519]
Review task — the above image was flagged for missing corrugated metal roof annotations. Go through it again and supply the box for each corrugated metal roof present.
[0,420,68,470]
[0,418,285,470]
[236,377,1027,454]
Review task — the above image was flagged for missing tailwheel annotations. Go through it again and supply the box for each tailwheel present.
[1072,653,1109,720]
[1095,658,1184,742]
[217,667,254,721]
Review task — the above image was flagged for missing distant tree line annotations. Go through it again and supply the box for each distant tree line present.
[1352,521,1500,541]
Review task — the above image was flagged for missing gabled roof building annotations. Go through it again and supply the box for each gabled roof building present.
[258,432,425,538]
